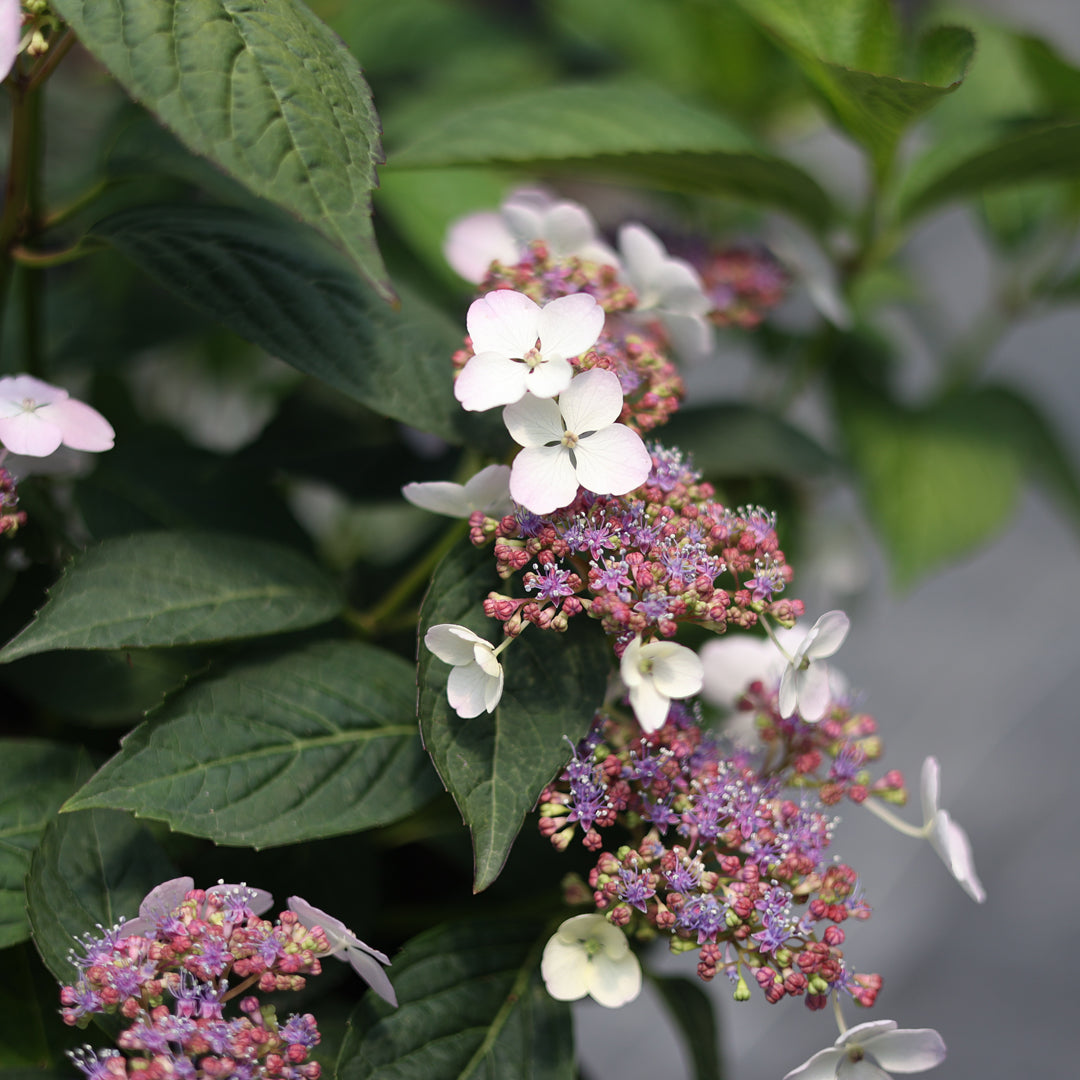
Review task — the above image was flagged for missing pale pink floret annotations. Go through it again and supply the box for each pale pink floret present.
[424,623,505,718]
[455,290,604,412]
[0,0,20,84]
[443,190,619,283]
[784,1019,946,1080]
[921,757,986,903]
[288,895,396,1007]
[503,368,651,515]
[777,610,850,723]
[617,223,713,359]
[621,635,704,733]
[540,914,641,1008]
[0,375,115,457]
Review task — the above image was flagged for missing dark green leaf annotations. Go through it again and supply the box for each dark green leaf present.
[652,975,724,1080]
[898,120,1080,223]
[1,648,198,727]
[387,82,835,230]
[51,0,392,298]
[835,383,1021,588]
[733,1,973,173]
[338,921,573,1080]
[0,742,87,948]
[662,404,837,478]
[418,542,609,892]
[0,531,342,663]
[91,204,474,443]
[0,943,83,1068]
[26,808,176,984]
[64,640,440,847]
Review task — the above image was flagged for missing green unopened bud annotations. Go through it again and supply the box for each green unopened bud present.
[808,975,830,995]
[669,936,698,954]
[733,974,751,1001]
[774,948,792,967]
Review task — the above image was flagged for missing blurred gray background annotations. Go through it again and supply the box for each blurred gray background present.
[578,1,1080,1076]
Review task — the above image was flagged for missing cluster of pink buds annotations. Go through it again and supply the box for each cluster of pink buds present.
[0,466,26,534]
[474,445,802,641]
[697,245,790,329]
[59,879,395,1080]
[538,695,897,1010]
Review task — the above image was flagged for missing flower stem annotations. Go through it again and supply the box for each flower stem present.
[860,794,927,839]
[349,519,468,634]
[833,990,848,1035]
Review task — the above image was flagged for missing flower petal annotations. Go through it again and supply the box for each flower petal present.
[467,290,541,358]
[447,662,499,718]
[503,393,565,448]
[347,945,397,1007]
[649,642,705,698]
[454,352,530,411]
[424,624,486,666]
[806,610,850,659]
[537,293,604,361]
[619,635,645,689]
[443,211,518,283]
[573,424,651,498]
[618,223,667,293]
[920,756,941,826]
[778,664,798,718]
[929,809,986,903]
[796,662,833,723]
[0,0,20,83]
[402,480,472,517]
[782,1047,845,1080]
[0,412,64,457]
[461,465,514,516]
[38,396,114,452]
[287,896,352,954]
[541,202,598,255]
[206,881,274,917]
[0,375,68,409]
[864,1028,947,1073]
[540,934,591,1001]
[509,445,579,515]
[700,636,783,709]
[523,354,574,400]
[629,677,672,733]
[558,368,624,433]
[586,950,642,1008]
[838,1021,899,1046]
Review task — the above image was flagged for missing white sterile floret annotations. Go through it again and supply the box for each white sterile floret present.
[287,896,396,1007]
[921,757,986,903]
[783,1020,947,1080]
[617,223,714,360]
[503,368,651,515]
[444,189,618,283]
[700,634,786,711]
[455,289,605,412]
[777,610,850,723]
[424,623,505,718]
[621,635,704,733]
[0,375,115,458]
[402,464,514,519]
[122,877,274,938]
[540,914,642,1008]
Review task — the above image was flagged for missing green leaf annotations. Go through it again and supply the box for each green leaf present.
[0,943,83,1068]
[338,921,573,1080]
[50,0,392,299]
[387,82,835,230]
[91,204,474,443]
[652,975,725,1080]
[897,120,1080,223]
[662,404,837,478]
[0,531,342,663]
[0,742,87,949]
[26,808,176,984]
[835,383,1022,588]
[418,542,609,893]
[64,640,441,847]
[733,1,973,173]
